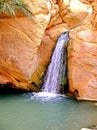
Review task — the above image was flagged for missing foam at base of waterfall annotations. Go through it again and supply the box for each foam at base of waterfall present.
[29,92,66,102]
[36,92,58,97]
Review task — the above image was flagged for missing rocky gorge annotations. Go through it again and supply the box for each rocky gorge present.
[0,0,97,101]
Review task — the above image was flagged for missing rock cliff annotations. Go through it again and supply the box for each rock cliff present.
[0,0,97,100]
[68,0,97,101]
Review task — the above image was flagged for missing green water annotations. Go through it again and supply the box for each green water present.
[0,93,97,130]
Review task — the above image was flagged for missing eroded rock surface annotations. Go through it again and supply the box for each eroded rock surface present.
[68,0,97,101]
[0,0,51,91]
[0,0,69,91]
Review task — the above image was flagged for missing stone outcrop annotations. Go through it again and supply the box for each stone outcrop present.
[0,0,97,100]
[0,0,68,91]
[0,0,51,91]
[68,0,97,101]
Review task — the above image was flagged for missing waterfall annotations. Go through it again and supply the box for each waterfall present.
[42,32,69,94]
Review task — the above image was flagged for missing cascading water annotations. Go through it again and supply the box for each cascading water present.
[42,32,69,94]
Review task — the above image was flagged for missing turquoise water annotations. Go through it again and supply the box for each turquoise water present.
[0,92,97,130]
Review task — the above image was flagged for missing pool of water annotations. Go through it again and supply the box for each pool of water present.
[0,92,97,130]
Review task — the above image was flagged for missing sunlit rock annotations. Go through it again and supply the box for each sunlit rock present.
[58,0,92,29]
[0,0,69,91]
[0,0,51,91]
[68,0,97,100]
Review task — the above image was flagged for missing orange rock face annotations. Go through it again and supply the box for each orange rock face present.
[68,27,97,100]
[0,0,68,91]
[0,0,51,91]
[68,0,97,100]
[0,0,97,100]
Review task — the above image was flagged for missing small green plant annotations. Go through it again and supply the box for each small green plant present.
[0,0,32,16]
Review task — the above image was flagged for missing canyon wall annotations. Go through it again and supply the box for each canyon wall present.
[0,0,97,100]
[68,0,97,101]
